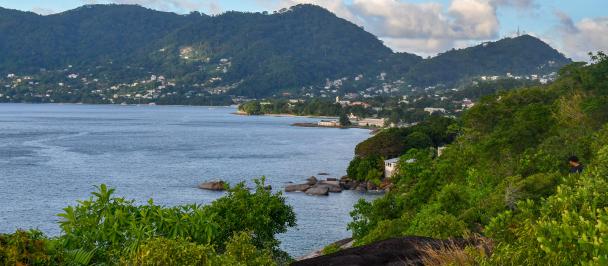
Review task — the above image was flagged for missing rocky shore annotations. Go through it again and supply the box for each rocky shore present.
[284,176,390,196]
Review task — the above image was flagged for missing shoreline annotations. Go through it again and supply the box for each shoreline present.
[232,111,339,119]
[291,122,380,134]
[0,102,235,108]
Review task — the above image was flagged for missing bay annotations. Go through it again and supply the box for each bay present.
[0,103,378,257]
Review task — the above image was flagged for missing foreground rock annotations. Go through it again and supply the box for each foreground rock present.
[297,238,354,261]
[198,181,226,191]
[292,236,489,266]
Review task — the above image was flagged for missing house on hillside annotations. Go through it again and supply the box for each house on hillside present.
[384,158,399,178]
[424,107,446,114]
[356,118,385,127]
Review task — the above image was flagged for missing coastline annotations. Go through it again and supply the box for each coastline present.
[0,102,235,108]
[232,111,338,119]
[291,122,380,133]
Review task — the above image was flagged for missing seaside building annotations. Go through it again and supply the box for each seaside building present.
[384,158,399,178]
[318,120,339,127]
[356,118,385,127]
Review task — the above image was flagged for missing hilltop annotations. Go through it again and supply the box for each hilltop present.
[0,4,570,101]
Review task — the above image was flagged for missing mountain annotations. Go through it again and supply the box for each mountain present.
[406,35,571,85]
[0,4,570,98]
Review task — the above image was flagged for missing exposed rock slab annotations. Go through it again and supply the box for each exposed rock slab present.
[292,236,487,266]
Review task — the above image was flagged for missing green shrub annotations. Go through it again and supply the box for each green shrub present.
[127,237,214,266]
[57,178,295,264]
[215,231,276,266]
[0,230,59,266]
[405,205,469,239]
[57,184,218,263]
[202,178,296,252]
[347,155,384,182]
[486,147,608,265]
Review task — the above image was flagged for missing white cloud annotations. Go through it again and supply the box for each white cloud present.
[269,0,502,56]
[554,13,608,61]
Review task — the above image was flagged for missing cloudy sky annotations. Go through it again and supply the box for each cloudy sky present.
[2,0,607,60]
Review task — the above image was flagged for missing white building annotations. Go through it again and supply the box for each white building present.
[318,120,339,127]
[384,158,399,178]
[356,118,385,127]
[424,107,446,114]
[437,146,447,157]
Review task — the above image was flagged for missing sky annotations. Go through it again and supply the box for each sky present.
[1,0,606,60]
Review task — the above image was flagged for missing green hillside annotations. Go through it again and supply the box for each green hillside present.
[0,4,570,98]
[348,52,608,264]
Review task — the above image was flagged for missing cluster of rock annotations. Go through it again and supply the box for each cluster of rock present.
[284,176,390,196]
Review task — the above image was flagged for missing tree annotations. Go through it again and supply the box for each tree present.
[339,113,351,127]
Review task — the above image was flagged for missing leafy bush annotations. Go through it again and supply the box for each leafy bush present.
[347,155,384,182]
[55,178,294,264]
[58,184,218,263]
[0,230,59,266]
[485,146,608,265]
[201,179,296,252]
[127,237,214,266]
[215,231,277,266]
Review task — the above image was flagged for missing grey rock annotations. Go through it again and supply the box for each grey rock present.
[306,176,318,185]
[306,186,329,196]
[285,183,311,192]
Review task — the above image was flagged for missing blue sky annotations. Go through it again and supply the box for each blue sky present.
[1,0,606,60]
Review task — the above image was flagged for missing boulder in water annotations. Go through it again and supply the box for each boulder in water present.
[198,181,226,191]
[306,186,329,196]
[306,176,318,185]
[285,183,311,192]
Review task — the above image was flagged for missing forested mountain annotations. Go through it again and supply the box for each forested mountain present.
[0,4,570,98]
[407,35,571,85]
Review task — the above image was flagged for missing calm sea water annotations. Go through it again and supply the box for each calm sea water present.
[0,103,377,257]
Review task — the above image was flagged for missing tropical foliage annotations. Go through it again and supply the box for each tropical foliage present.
[0,178,295,265]
[348,52,608,264]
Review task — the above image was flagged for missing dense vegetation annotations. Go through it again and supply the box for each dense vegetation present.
[354,116,457,158]
[407,35,570,86]
[0,178,295,265]
[238,99,343,116]
[347,52,608,264]
[0,4,569,98]
[344,116,457,183]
